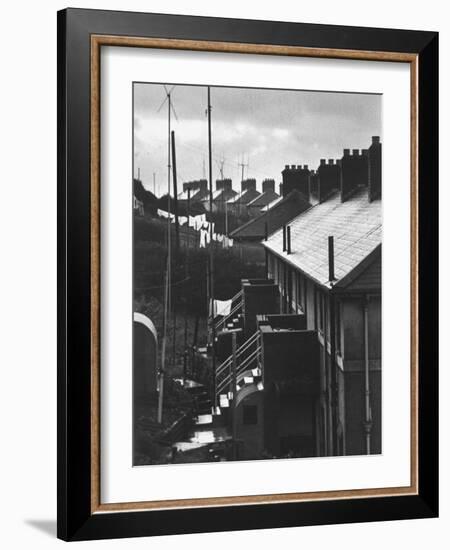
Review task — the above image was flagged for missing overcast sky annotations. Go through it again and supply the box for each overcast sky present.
[134,83,381,196]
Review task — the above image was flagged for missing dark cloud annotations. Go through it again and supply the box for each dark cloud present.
[133,83,381,195]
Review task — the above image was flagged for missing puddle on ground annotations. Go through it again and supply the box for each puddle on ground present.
[173,427,230,452]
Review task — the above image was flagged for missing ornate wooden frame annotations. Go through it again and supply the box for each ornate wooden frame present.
[58,8,438,541]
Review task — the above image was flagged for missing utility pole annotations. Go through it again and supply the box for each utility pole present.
[207,86,217,407]
[184,188,191,360]
[138,167,140,180]
[225,201,229,238]
[153,172,156,196]
[171,130,180,252]
[157,85,176,424]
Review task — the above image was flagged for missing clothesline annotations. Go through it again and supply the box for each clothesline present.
[157,209,233,249]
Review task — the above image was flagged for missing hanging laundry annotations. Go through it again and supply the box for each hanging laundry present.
[199,228,207,248]
[178,216,188,226]
[213,299,232,317]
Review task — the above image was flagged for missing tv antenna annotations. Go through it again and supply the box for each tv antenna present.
[238,154,248,182]
[216,155,225,180]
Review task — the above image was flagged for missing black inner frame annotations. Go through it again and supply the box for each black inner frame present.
[57,8,438,541]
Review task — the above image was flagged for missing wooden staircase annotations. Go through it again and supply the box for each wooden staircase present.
[215,331,263,408]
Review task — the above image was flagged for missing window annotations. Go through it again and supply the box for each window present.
[297,273,306,313]
[243,405,258,425]
[318,291,324,331]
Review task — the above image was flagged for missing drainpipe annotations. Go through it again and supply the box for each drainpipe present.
[322,295,333,455]
[328,237,337,455]
[329,292,338,455]
[265,247,269,280]
[363,297,372,454]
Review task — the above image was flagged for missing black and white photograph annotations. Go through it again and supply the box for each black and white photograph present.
[132,83,382,466]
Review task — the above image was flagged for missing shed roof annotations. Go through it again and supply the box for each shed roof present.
[263,187,381,289]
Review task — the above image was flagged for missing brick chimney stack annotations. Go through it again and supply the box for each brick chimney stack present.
[262,179,275,193]
[308,170,319,201]
[340,148,369,201]
[241,178,256,192]
[318,158,340,202]
[216,178,232,191]
[368,136,382,201]
[281,164,310,198]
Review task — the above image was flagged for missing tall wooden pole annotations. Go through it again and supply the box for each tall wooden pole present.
[225,201,229,237]
[158,266,169,424]
[171,130,180,252]
[184,189,191,352]
[158,90,172,424]
[207,86,217,407]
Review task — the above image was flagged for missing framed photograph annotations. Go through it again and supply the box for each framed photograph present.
[57,8,438,541]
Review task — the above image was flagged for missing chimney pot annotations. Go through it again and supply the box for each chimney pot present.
[328,159,334,165]
[372,136,380,144]
[320,159,326,165]
[291,164,296,170]
[353,149,359,156]
[284,164,289,170]
[343,149,350,156]
[303,164,308,170]
[362,149,369,156]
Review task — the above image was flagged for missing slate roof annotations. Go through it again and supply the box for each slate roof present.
[261,196,283,212]
[247,189,280,208]
[177,188,208,201]
[201,188,237,201]
[230,190,311,241]
[263,187,381,289]
[227,189,260,205]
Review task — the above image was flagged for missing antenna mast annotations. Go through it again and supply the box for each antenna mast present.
[207,86,217,407]
[157,85,178,423]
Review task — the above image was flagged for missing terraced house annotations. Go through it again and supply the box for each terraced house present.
[213,137,382,460]
[263,136,382,457]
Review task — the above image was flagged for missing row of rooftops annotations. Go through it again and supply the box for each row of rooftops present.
[177,136,381,213]
[177,178,281,210]
[233,137,382,290]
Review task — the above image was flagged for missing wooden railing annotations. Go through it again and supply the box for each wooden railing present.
[215,331,262,399]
